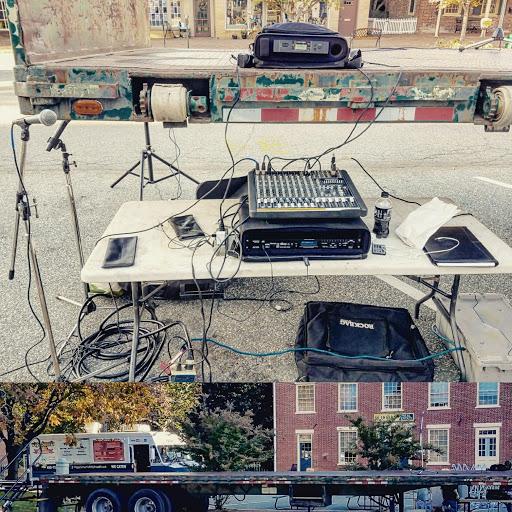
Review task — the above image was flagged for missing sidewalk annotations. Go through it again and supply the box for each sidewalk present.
[148,29,492,50]
[0,29,497,52]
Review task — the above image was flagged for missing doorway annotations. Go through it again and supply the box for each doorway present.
[337,0,358,37]
[298,433,312,472]
[133,444,151,472]
[194,0,211,36]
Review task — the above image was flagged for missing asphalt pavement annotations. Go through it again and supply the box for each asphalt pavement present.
[0,37,511,383]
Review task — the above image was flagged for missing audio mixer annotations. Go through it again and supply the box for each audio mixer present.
[247,169,367,220]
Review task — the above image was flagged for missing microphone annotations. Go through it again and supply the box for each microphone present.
[13,109,58,127]
[46,120,70,152]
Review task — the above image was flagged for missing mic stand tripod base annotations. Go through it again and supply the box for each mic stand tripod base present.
[110,122,199,200]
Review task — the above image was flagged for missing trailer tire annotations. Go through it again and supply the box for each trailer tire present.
[38,498,57,512]
[128,489,172,512]
[86,489,126,512]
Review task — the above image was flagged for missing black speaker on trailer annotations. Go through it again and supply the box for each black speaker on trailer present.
[253,22,354,69]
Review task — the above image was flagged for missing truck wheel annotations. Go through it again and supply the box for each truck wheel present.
[86,489,125,512]
[128,489,172,512]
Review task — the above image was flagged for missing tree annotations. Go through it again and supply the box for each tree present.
[179,402,274,510]
[0,383,201,479]
[429,0,482,42]
[53,383,201,433]
[270,0,343,23]
[200,384,274,428]
[346,416,442,470]
[0,384,80,479]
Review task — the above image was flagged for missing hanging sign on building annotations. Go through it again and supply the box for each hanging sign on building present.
[374,413,414,422]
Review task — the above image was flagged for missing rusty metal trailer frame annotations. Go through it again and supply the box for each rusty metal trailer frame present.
[38,471,512,512]
[5,0,512,129]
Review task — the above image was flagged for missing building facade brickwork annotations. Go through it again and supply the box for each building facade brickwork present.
[275,383,512,472]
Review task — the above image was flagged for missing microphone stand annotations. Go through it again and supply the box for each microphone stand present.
[47,121,112,352]
[9,123,62,381]
[459,27,505,51]
[47,121,90,303]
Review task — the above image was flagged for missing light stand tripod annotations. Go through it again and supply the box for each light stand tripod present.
[459,27,505,51]
[9,122,62,381]
[110,122,199,200]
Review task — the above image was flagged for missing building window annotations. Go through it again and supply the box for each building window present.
[226,0,248,29]
[489,0,500,15]
[296,384,315,413]
[474,424,501,467]
[429,383,449,409]
[148,0,181,27]
[382,383,402,411]
[443,3,461,14]
[339,384,357,412]
[477,383,499,407]
[338,428,358,465]
[427,427,450,464]
[408,0,415,15]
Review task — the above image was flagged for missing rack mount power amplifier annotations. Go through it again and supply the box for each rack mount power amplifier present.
[238,204,371,261]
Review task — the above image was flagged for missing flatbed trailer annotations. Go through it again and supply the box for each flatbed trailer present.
[6,0,512,129]
[38,470,512,512]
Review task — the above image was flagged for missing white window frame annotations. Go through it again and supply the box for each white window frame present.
[408,0,416,15]
[442,3,461,15]
[337,427,358,466]
[474,423,501,467]
[489,0,500,15]
[476,382,500,408]
[382,382,403,411]
[426,424,451,466]
[338,383,358,412]
[296,383,316,414]
[428,382,450,410]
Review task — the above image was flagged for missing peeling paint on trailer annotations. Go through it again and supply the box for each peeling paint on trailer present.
[211,70,480,122]
[9,0,150,65]
[6,0,26,66]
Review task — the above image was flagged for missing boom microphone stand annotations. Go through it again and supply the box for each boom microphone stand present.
[9,120,62,381]
[46,120,90,303]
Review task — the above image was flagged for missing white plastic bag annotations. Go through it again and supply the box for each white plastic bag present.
[395,197,460,249]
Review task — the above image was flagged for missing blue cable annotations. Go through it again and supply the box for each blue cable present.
[430,324,455,347]
[191,338,463,362]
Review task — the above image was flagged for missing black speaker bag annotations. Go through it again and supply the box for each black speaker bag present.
[253,22,353,69]
[295,301,434,382]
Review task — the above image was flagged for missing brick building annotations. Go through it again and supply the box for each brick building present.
[274,382,512,472]
[388,0,512,33]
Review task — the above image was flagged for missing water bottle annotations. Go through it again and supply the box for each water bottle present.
[373,192,392,238]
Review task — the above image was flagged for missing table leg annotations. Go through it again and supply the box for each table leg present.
[448,274,467,381]
[414,276,440,319]
[129,282,141,382]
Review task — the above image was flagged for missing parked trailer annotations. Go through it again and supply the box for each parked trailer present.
[29,433,191,476]
[38,470,512,512]
[5,0,512,130]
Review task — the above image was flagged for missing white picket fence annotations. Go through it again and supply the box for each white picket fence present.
[368,17,418,34]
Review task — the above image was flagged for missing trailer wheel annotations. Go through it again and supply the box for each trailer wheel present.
[86,489,125,512]
[128,489,172,512]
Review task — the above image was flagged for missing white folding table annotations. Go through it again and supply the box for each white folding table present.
[81,198,512,382]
